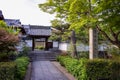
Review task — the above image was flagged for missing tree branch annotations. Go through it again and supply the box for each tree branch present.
[110,28,115,37]
[116,31,120,39]
[110,28,117,41]
[96,25,114,43]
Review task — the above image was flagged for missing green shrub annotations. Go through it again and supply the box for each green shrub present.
[15,57,29,80]
[107,47,120,60]
[77,51,89,59]
[110,61,120,80]
[85,59,120,80]
[0,62,16,80]
[61,57,78,73]
[35,46,44,50]
[73,58,88,80]
[57,56,80,78]
[18,46,30,57]
[0,21,19,53]
[0,51,18,62]
[86,59,111,80]
[57,56,120,80]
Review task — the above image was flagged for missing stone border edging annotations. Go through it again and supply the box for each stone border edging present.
[52,61,76,80]
[24,63,32,80]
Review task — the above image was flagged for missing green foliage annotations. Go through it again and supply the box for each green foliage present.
[0,21,19,35]
[74,58,88,80]
[15,57,29,80]
[0,27,19,52]
[39,0,71,41]
[35,46,44,50]
[0,62,16,80]
[0,21,19,53]
[86,59,111,80]
[0,57,29,80]
[39,0,120,48]
[0,51,18,62]
[106,47,120,60]
[77,51,89,59]
[50,19,70,41]
[86,59,120,80]
[57,56,88,80]
[58,56,120,80]
[69,0,120,48]
[49,33,61,41]
[18,46,30,57]
[57,56,79,74]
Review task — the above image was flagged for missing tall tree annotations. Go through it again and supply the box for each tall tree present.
[68,0,120,49]
[39,0,78,57]
[39,0,120,49]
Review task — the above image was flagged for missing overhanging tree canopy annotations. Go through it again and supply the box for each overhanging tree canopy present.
[39,0,120,49]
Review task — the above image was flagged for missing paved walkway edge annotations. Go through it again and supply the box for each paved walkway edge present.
[24,63,32,80]
[52,61,76,80]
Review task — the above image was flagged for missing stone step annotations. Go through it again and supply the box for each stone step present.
[34,59,57,61]
[29,50,59,61]
[31,58,57,61]
[30,56,57,61]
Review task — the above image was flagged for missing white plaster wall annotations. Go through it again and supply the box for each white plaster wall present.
[58,43,106,52]
[76,44,89,51]
[25,40,32,47]
[59,43,68,51]
[53,41,59,48]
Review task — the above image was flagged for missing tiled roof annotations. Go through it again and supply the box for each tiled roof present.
[4,19,21,27]
[22,25,30,34]
[28,25,51,36]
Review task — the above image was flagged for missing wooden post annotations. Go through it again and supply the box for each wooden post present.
[89,28,98,59]
[45,37,48,50]
[32,37,35,51]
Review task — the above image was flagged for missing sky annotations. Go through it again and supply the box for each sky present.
[0,0,55,26]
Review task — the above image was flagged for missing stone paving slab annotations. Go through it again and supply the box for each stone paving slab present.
[31,61,69,80]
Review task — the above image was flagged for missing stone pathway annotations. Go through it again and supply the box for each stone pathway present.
[30,51,69,80]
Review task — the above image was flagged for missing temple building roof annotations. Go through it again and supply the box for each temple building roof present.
[23,25,51,37]
[4,19,22,27]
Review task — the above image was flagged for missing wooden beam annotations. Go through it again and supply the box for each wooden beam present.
[45,37,48,50]
[32,37,35,51]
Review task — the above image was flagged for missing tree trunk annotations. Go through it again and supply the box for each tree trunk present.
[71,30,77,58]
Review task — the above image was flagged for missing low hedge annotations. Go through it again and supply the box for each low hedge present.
[15,57,29,80]
[0,57,29,80]
[86,59,120,80]
[57,56,79,73]
[57,56,120,80]
[0,62,16,80]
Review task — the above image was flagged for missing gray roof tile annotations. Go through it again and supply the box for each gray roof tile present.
[28,25,51,36]
[4,19,21,27]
